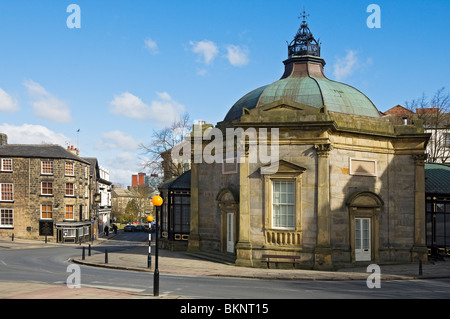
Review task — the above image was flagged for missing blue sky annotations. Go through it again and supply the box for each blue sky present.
[0,0,449,186]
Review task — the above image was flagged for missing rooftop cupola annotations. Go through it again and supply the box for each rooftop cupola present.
[281,10,326,79]
[287,10,321,58]
[223,11,381,122]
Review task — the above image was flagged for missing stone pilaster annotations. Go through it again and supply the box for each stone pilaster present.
[235,152,253,267]
[411,153,428,262]
[314,143,333,270]
[188,129,203,252]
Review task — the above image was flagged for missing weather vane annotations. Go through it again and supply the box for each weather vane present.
[299,8,309,25]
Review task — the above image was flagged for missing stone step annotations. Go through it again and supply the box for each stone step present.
[186,250,236,265]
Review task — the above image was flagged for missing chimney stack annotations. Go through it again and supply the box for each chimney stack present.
[0,133,7,146]
[67,145,80,156]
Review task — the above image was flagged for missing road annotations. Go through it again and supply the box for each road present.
[1,231,449,300]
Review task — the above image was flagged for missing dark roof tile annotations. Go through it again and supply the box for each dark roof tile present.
[425,163,450,195]
[0,144,90,164]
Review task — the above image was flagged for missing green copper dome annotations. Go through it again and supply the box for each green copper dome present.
[224,16,380,122]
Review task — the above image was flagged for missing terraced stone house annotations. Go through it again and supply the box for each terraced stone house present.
[0,133,92,243]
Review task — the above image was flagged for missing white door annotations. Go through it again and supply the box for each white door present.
[226,213,234,253]
[355,218,371,261]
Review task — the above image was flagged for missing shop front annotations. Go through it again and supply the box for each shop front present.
[56,221,92,243]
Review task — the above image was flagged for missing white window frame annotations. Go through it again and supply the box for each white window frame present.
[41,161,54,175]
[65,162,74,176]
[271,180,296,230]
[1,158,13,172]
[41,181,53,196]
[40,204,53,220]
[261,160,305,234]
[0,183,14,202]
[65,183,75,197]
[65,205,74,220]
[0,209,14,228]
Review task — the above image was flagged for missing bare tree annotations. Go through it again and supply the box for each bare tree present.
[140,113,192,182]
[405,87,450,163]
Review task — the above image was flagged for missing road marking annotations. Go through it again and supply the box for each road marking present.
[82,284,145,293]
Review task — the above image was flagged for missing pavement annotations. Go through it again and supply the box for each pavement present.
[1,234,449,299]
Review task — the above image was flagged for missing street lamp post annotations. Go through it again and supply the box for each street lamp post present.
[146,215,153,268]
[151,195,163,297]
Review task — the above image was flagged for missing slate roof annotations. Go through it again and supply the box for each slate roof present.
[159,170,191,191]
[111,188,132,198]
[425,163,450,195]
[0,144,90,164]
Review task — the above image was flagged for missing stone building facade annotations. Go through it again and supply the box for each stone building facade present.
[0,134,92,243]
[187,17,430,269]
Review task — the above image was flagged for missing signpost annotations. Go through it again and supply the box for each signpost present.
[39,220,53,243]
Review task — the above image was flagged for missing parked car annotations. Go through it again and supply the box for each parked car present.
[124,224,136,232]
[135,225,146,232]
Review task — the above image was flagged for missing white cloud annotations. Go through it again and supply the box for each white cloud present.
[148,92,185,126]
[0,88,19,113]
[225,45,249,66]
[333,50,374,81]
[96,130,140,151]
[0,123,71,145]
[333,49,375,82]
[109,91,185,127]
[110,92,149,119]
[196,68,208,76]
[144,38,159,54]
[103,152,145,186]
[190,40,219,65]
[23,79,72,123]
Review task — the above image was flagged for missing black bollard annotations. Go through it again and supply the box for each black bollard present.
[88,244,91,256]
[11,233,14,241]
[419,259,423,276]
[82,246,85,260]
[105,249,108,264]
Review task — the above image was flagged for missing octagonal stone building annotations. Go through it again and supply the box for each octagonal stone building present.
[187,16,430,269]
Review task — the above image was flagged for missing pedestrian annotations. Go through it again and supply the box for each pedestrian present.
[112,224,117,234]
[104,225,109,236]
